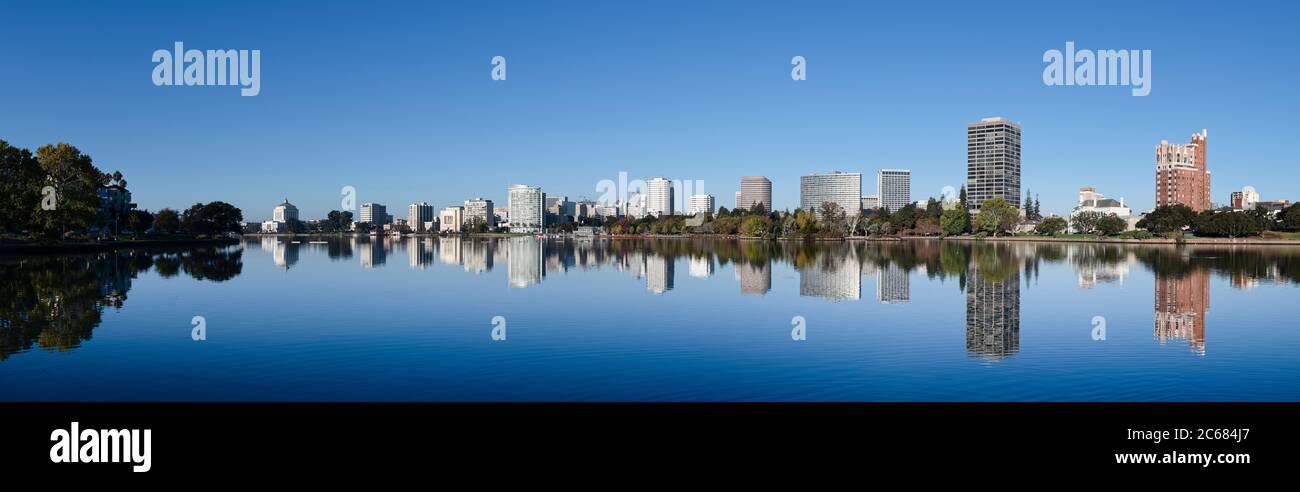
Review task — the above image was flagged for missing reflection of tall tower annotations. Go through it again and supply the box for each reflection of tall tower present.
[645,254,675,294]
[688,256,713,278]
[507,236,544,288]
[358,238,385,268]
[966,267,1020,358]
[735,261,771,295]
[463,239,493,273]
[876,263,909,303]
[439,237,462,266]
[798,249,861,301]
[407,237,434,268]
[1154,269,1209,355]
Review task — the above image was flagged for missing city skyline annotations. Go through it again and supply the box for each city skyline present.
[2,1,1295,223]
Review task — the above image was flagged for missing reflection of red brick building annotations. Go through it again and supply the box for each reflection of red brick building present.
[1154,269,1209,355]
[1155,130,1211,212]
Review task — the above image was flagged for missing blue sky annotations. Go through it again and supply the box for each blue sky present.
[1,0,1296,221]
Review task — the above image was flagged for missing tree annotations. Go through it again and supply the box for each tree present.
[1035,216,1067,235]
[0,139,41,234]
[818,202,846,235]
[154,208,180,234]
[913,217,942,236]
[749,202,768,216]
[958,185,971,233]
[33,143,103,238]
[1032,194,1042,221]
[1070,211,1104,234]
[925,198,943,221]
[1280,204,1300,231]
[1097,214,1127,236]
[974,197,1018,236]
[890,204,918,231]
[1247,205,1274,231]
[1194,211,1262,238]
[181,202,244,236]
[940,208,967,236]
[124,209,154,237]
[1023,191,1034,218]
[740,216,770,237]
[1136,205,1195,234]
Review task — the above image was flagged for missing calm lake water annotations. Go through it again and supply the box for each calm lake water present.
[2,236,1299,401]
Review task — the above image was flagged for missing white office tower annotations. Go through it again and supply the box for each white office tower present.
[645,177,674,217]
[800,171,862,219]
[877,169,911,212]
[688,194,715,216]
[408,202,434,232]
[508,184,545,233]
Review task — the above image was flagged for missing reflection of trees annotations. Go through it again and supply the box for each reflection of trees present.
[0,247,243,360]
[1135,246,1300,285]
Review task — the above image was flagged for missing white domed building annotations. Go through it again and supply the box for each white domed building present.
[261,198,299,233]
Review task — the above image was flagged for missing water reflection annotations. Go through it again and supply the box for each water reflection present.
[5,237,1298,364]
[0,247,242,360]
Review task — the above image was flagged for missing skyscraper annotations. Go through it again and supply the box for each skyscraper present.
[508,184,545,233]
[407,202,433,232]
[645,178,674,217]
[876,169,911,212]
[739,176,772,212]
[967,117,1022,210]
[360,203,389,225]
[687,194,715,216]
[800,171,861,219]
[1156,129,1211,212]
[463,198,495,229]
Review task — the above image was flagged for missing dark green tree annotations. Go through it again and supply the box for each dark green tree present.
[0,140,42,234]
[33,143,103,238]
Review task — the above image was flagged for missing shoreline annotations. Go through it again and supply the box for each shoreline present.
[0,237,241,255]
[934,235,1300,246]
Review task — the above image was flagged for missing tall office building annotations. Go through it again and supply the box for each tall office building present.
[877,169,911,212]
[738,176,772,212]
[966,117,1022,210]
[463,198,495,229]
[645,178,674,217]
[800,171,861,219]
[687,194,715,216]
[508,184,545,233]
[735,191,742,210]
[1155,129,1211,212]
[360,202,389,225]
[407,202,434,232]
